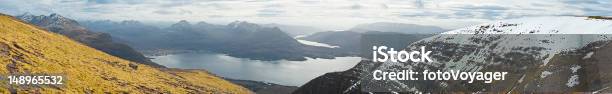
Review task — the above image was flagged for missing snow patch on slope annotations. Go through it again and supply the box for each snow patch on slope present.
[296,39,340,48]
[570,65,581,73]
[541,71,553,78]
[418,16,612,71]
[583,52,594,59]
[444,16,612,34]
[566,75,580,87]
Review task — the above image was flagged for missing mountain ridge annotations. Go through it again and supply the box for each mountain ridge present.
[0,13,251,93]
[15,13,163,67]
[81,19,349,61]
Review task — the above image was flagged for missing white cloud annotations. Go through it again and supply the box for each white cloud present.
[1,0,610,30]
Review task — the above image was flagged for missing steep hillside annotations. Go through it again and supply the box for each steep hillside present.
[0,14,251,93]
[295,16,612,93]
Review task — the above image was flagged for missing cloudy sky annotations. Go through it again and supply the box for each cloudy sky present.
[1,0,610,30]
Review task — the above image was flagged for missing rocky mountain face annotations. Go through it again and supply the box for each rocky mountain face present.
[293,60,377,94]
[295,17,612,93]
[0,14,251,93]
[350,22,446,34]
[81,20,348,61]
[14,13,163,67]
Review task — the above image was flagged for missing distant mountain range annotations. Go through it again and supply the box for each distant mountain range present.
[15,13,163,67]
[77,18,449,61]
[80,19,349,61]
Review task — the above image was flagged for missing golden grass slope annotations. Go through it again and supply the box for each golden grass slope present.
[0,14,251,93]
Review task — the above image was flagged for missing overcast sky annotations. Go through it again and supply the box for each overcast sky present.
[1,0,610,30]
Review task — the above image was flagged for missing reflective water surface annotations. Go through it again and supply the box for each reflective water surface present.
[151,52,361,86]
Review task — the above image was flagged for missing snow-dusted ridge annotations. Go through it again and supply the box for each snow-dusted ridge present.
[375,16,612,72]
[409,16,612,70]
[443,16,612,34]
[361,16,612,92]
[295,16,612,93]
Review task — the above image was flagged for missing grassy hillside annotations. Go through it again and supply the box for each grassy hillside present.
[0,14,251,93]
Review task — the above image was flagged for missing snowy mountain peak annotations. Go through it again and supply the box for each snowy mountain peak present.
[16,13,35,21]
[406,17,612,71]
[296,16,612,93]
[360,16,612,92]
[16,13,81,29]
[444,16,612,34]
